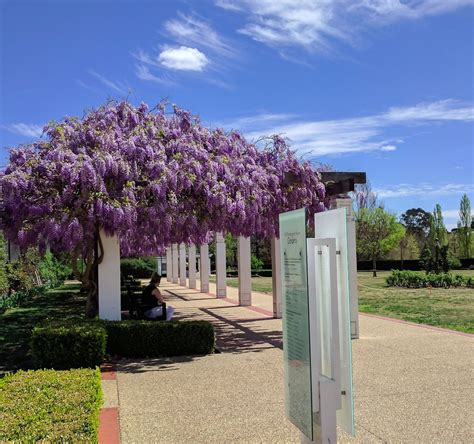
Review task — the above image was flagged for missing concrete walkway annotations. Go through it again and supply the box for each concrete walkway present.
[106,281,474,443]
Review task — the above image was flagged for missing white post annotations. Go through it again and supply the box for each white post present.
[188,244,196,289]
[215,232,226,298]
[271,237,282,318]
[166,248,172,282]
[172,243,179,284]
[98,230,121,321]
[179,243,187,286]
[237,236,252,306]
[200,244,210,293]
[8,241,20,261]
[331,198,359,339]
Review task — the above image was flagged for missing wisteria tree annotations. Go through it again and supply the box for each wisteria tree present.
[1,101,326,317]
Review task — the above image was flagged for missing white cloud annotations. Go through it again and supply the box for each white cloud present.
[216,0,473,51]
[88,70,128,94]
[158,46,209,71]
[385,99,474,122]
[1,123,43,138]
[380,145,397,151]
[221,99,473,156]
[135,65,175,85]
[164,13,235,59]
[375,183,474,199]
[217,112,297,130]
[442,209,474,219]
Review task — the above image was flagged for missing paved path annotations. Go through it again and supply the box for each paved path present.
[106,281,474,443]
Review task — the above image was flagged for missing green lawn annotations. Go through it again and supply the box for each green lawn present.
[357,270,474,334]
[211,270,474,334]
[0,284,85,376]
[209,274,273,294]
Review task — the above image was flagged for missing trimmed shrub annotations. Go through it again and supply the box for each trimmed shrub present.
[386,270,473,289]
[102,320,215,357]
[121,257,156,279]
[31,323,107,369]
[0,368,102,442]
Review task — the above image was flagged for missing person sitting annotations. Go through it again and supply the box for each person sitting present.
[142,273,174,320]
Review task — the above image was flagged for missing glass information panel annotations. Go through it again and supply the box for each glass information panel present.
[279,208,313,440]
[315,208,355,436]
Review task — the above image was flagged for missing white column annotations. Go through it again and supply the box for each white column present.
[200,244,210,293]
[271,237,282,318]
[331,198,359,339]
[179,243,187,286]
[8,241,20,261]
[215,232,226,298]
[166,248,172,282]
[172,243,179,284]
[98,230,121,321]
[188,244,196,289]
[237,236,252,306]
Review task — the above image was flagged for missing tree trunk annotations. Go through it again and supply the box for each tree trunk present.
[84,266,99,318]
[372,258,377,277]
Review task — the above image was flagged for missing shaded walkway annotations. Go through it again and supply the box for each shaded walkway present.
[110,282,474,443]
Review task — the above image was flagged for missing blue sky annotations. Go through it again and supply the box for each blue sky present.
[1,0,473,229]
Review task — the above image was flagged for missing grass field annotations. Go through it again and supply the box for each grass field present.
[210,270,474,333]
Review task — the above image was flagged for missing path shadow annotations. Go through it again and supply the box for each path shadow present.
[199,307,283,354]
[116,355,206,374]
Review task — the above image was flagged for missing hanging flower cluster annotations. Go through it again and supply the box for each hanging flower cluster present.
[1,101,326,256]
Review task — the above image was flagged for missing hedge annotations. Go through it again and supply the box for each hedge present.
[0,368,102,442]
[102,320,215,357]
[386,270,474,289]
[31,323,107,369]
[31,319,215,368]
[121,257,156,279]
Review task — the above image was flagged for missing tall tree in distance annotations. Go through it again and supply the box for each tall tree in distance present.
[457,194,472,258]
[400,208,431,247]
[428,204,448,248]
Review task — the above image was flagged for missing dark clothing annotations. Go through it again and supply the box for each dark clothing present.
[142,284,158,309]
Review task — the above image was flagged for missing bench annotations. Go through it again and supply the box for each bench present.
[122,278,167,321]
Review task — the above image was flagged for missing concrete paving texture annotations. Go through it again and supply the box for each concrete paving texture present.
[104,280,474,443]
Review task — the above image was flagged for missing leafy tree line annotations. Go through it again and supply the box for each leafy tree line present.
[354,184,472,276]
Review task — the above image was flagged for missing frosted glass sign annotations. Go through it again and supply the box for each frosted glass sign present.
[315,208,355,436]
[279,208,313,440]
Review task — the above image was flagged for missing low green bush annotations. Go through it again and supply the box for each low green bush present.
[0,368,102,442]
[386,270,473,289]
[0,285,46,310]
[121,257,156,279]
[31,323,107,369]
[102,320,215,357]
[38,250,72,288]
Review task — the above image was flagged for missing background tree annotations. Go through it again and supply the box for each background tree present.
[356,207,405,277]
[225,234,237,269]
[457,194,472,258]
[0,232,8,295]
[400,207,430,249]
[428,204,448,248]
[387,231,419,265]
[353,181,379,212]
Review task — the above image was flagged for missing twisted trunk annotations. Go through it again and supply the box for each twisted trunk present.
[71,230,104,318]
